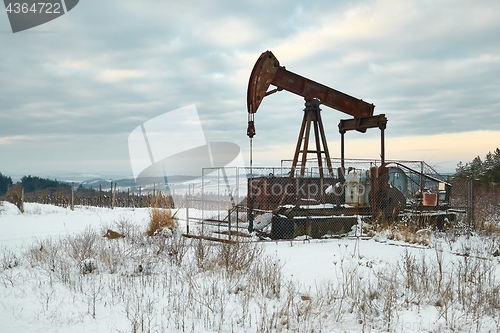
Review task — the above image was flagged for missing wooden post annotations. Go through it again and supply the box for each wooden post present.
[236,204,239,233]
[185,195,190,234]
[468,180,475,229]
[112,183,116,209]
[71,182,75,211]
[20,185,25,213]
[228,208,232,241]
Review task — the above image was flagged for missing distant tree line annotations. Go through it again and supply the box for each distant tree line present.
[20,175,70,193]
[0,174,70,197]
[455,148,500,186]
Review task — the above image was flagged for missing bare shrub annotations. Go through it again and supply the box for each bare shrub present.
[147,230,188,266]
[216,241,263,274]
[25,237,74,285]
[113,215,138,238]
[67,226,100,262]
[26,238,60,271]
[0,246,20,270]
[124,291,159,333]
[472,186,500,231]
[249,252,283,298]
[5,183,23,212]
[192,238,218,271]
[97,237,128,274]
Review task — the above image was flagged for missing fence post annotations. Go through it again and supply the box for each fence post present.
[71,182,74,211]
[467,180,475,229]
[185,195,189,234]
[236,204,239,233]
[420,161,424,198]
[228,207,232,241]
[20,185,25,213]
[112,182,116,209]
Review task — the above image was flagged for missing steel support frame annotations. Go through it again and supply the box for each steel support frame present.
[338,114,387,173]
[290,99,334,178]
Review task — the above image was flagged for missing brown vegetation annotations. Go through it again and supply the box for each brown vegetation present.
[146,196,176,236]
[5,183,24,212]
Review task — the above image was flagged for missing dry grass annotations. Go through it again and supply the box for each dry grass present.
[4,215,500,332]
[472,186,500,233]
[365,221,432,246]
[450,179,500,233]
[146,207,176,236]
[146,194,176,236]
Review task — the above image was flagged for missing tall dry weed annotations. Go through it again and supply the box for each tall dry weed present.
[147,208,176,236]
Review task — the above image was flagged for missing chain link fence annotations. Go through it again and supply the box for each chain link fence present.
[6,160,495,242]
[14,185,176,209]
[182,159,490,241]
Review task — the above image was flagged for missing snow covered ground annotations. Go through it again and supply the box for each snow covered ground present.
[1,201,499,332]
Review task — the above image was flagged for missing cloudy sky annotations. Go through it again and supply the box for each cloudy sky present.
[1,0,500,181]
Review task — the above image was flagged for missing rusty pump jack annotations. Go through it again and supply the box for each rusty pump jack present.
[246,51,394,232]
[247,50,387,175]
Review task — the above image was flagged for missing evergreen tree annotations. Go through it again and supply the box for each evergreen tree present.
[20,175,69,193]
[0,172,13,196]
[456,148,500,186]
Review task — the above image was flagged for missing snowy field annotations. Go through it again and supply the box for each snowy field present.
[1,201,500,332]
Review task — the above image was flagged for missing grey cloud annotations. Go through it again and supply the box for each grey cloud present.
[1,0,499,177]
